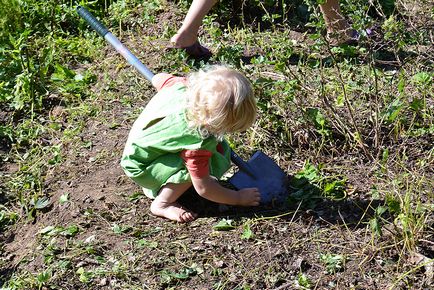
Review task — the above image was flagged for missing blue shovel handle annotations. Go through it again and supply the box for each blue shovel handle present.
[230,151,256,178]
[77,6,155,82]
[77,6,109,37]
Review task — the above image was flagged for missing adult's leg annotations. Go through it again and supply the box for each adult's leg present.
[171,0,217,48]
[320,0,349,34]
[319,0,357,44]
[150,182,197,223]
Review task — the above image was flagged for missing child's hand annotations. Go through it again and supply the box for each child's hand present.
[237,188,261,206]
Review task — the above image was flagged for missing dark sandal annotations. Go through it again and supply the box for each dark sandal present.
[183,41,212,60]
[340,29,360,46]
[328,29,360,46]
[328,27,378,46]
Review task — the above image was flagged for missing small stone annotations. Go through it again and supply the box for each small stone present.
[99,278,107,286]
[214,260,225,268]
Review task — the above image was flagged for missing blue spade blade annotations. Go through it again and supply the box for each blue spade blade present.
[229,151,289,204]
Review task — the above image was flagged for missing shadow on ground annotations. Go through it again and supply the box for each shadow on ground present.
[178,176,385,230]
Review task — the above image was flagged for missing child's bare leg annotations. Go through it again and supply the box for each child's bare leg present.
[150,182,197,223]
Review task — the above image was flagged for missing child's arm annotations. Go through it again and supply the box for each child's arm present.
[151,73,186,91]
[190,175,260,206]
[181,149,260,206]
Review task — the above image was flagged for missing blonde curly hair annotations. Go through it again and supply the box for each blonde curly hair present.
[186,65,257,139]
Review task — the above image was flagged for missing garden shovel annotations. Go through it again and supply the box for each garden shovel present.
[77,6,289,204]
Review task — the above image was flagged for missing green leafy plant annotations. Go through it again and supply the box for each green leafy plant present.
[296,272,312,289]
[213,218,236,231]
[160,264,202,285]
[319,253,345,274]
[36,269,52,289]
[50,64,96,98]
[382,15,406,48]
[0,0,22,42]
[39,224,80,237]
[216,44,245,68]
[76,267,93,283]
[306,107,331,137]
[289,161,347,207]
[112,223,132,234]
[0,205,18,230]
[59,192,69,204]
[241,223,254,240]
[136,239,158,248]
[369,205,387,237]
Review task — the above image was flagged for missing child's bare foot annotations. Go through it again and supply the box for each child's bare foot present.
[237,188,261,206]
[150,199,197,223]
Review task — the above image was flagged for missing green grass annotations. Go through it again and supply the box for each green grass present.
[1,0,433,289]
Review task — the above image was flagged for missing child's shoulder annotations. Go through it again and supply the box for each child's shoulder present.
[153,73,187,92]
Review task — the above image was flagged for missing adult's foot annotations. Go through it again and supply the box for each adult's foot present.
[171,32,212,59]
[170,30,197,48]
[150,199,198,223]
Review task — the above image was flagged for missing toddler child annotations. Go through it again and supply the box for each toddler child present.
[121,65,261,223]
